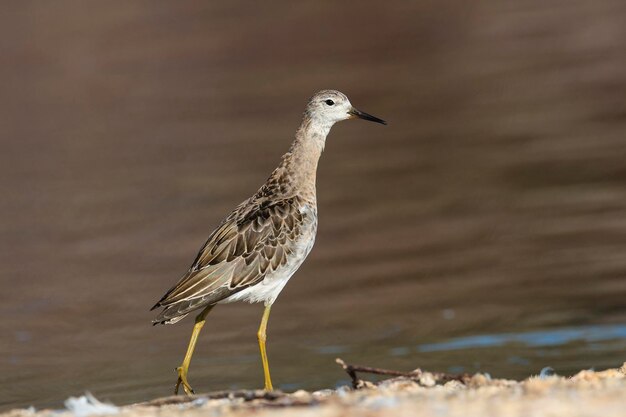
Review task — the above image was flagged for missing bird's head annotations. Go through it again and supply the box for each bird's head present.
[305,90,387,127]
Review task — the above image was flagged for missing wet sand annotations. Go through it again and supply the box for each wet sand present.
[4,362,625,417]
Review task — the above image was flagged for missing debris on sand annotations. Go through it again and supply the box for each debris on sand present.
[4,361,625,417]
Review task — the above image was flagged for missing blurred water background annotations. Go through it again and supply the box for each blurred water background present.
[1,0,625,411]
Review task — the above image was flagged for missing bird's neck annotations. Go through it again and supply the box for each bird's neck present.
[267,116,331,203]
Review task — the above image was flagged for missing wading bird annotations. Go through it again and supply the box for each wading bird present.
[152,90,386,394]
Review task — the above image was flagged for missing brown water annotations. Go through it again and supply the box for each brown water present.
[2,0,626,411]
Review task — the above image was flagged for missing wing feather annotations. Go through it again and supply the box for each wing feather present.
[152,196,309,324]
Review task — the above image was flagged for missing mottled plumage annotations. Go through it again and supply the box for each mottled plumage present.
[151,89,385,394]
[151,194,317,324]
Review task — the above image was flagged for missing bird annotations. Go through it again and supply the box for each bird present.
[151,89,386,395]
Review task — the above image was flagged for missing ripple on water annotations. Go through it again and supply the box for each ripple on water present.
[416,324,626,353]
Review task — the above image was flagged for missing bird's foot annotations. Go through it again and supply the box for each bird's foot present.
[174,366,195,395]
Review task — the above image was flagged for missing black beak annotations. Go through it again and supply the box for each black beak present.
[348,108,387,125]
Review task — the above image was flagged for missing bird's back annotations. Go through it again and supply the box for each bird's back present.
[152,173,318,324]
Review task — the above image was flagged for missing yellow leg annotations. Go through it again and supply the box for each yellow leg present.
[175,305,214,395]
[257,304,273,391]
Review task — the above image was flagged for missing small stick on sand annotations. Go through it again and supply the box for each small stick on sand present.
[335,358,470,389]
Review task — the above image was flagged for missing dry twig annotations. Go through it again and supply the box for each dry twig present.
[335,358,470,389]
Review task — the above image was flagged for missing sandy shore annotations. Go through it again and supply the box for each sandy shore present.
[4,362,625,417]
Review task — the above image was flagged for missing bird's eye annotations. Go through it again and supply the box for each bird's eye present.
[324,99,335,106]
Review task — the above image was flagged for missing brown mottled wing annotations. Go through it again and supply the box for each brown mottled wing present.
[152,197,306,324]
